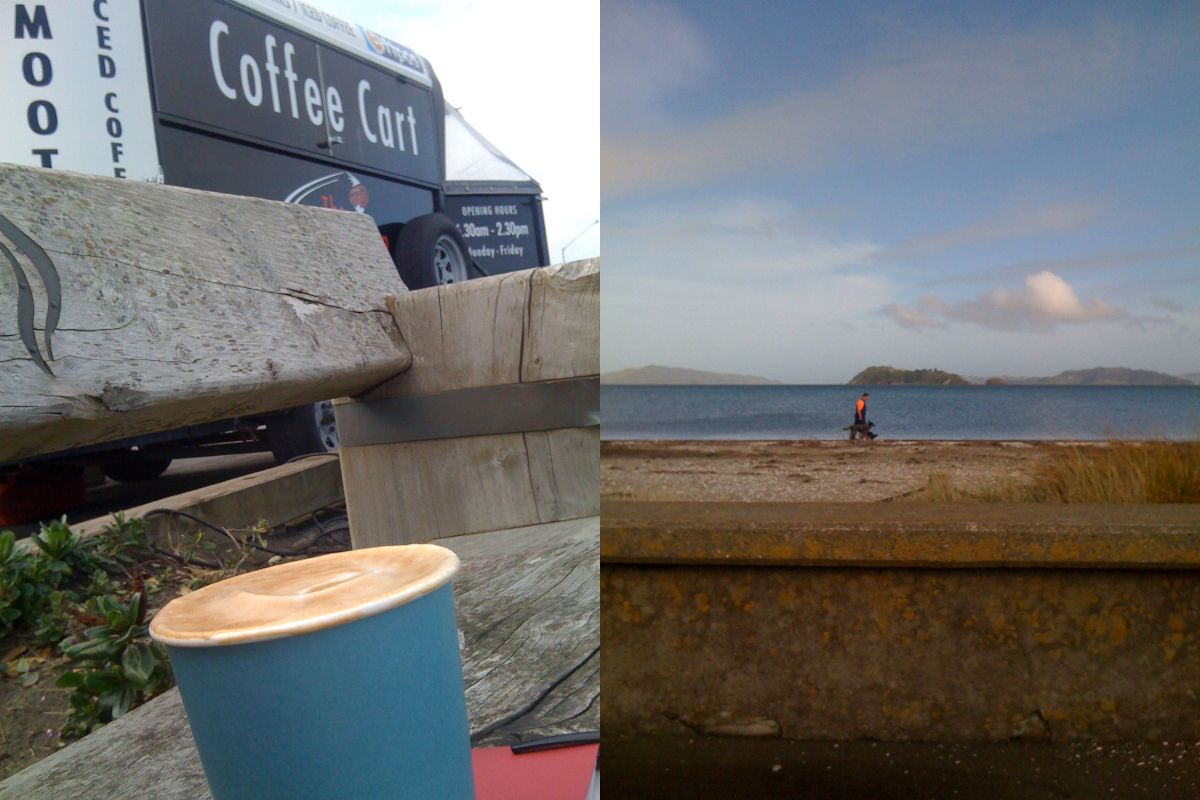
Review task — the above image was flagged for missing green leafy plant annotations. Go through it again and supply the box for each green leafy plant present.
[30,517,96,578]
[0,529,33,635]
[0,515,178,742]
[32,590,74,648]
[0,518,127,638]
[177,530,217,565]
[56,591,172,739]
[100,512,151,562]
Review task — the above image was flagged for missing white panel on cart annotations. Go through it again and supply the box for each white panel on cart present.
[1,1,159,181]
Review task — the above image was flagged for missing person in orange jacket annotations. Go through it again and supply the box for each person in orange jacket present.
[850,392,877,440]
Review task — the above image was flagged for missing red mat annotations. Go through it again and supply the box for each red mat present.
[471,743,598,800]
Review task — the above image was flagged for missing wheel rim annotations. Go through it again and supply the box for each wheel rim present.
[432,235,469,284]
[314,400,338,451]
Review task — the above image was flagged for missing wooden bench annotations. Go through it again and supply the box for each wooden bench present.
[0,163,598,795]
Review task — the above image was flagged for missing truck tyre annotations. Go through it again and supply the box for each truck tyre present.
[267,401,339,463]
[101,458,173,483]
[395,213,471,289]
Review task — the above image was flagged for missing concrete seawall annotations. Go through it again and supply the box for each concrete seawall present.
[602,502,1200,742]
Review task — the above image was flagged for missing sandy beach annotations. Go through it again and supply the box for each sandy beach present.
[601,439,1073,503]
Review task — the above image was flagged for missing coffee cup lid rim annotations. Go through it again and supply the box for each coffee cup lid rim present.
[149,544,459,647]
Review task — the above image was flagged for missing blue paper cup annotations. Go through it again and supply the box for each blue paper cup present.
[149,545,474,800]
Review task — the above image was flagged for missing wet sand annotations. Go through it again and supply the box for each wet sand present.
[601,439,1065,503]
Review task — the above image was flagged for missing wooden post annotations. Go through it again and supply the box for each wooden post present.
[338,260,599,546]
[0,164,411,463]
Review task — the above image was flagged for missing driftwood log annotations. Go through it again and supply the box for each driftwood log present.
[0,163,411,464]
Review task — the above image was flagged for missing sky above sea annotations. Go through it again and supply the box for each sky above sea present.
[297,0,599,264]
[601,0,1199,383]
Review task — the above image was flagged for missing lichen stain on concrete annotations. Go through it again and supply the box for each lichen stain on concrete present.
[604,551,1200,740]
[1108,611,1128,647]
[1161,627,1186,663]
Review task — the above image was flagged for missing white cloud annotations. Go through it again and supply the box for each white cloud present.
[883,303,945,331]
[887,271,1122,331]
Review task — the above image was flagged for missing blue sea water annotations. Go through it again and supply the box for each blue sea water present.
[601,385,1200,441]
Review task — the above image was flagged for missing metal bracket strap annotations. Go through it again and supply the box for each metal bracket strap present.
[334,377,599,447]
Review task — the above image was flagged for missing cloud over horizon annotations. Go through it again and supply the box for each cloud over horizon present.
[886,271,1122,331]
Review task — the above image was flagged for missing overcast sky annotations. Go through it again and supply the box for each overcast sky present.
[602,0,1199,383]
[304,0,599,264]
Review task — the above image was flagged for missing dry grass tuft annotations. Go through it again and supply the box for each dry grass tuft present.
[919,440,1200,504]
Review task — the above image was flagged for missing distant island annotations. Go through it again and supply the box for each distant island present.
[1001,367,1193,386]
[601,365,780,385]
[849,365,1195,386]
[848,366,970,385]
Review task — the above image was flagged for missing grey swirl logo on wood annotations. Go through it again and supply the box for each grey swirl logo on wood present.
[0,212,61,377]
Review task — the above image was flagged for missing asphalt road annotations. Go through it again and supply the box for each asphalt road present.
[11,452,278,537]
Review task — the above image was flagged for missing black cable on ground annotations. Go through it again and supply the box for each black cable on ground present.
[140,507,350,560]
[468,644,600,744]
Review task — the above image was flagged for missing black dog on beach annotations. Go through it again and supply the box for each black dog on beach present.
[843,421,878,441]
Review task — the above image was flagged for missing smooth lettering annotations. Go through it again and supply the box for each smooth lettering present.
[27,100,57,134]
[283,42,299,118]
[31,148,57,167]
[239,54,263,106]
[406,106,418,155]
[263,35,281,113]
[358,80,376,143]
[325,86,343,131]
[209,21,237,100]
[22,52,51,86]
[377,106,394,148]
[303,77,322,125]
[14,4,51,39]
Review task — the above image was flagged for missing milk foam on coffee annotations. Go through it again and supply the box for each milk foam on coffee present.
[149,545,459,647]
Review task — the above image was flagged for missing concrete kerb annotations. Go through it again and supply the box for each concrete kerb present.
[601,501,1200,742]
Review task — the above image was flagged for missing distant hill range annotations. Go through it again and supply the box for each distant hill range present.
[601,365,780,385]
[848,366,969,385]
[849,365,1195,386]
[999,367,1193,386]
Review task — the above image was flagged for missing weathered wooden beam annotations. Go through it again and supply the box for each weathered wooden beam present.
[380,258,599,396]
[339,261,599,546]
[0,164,411,464]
